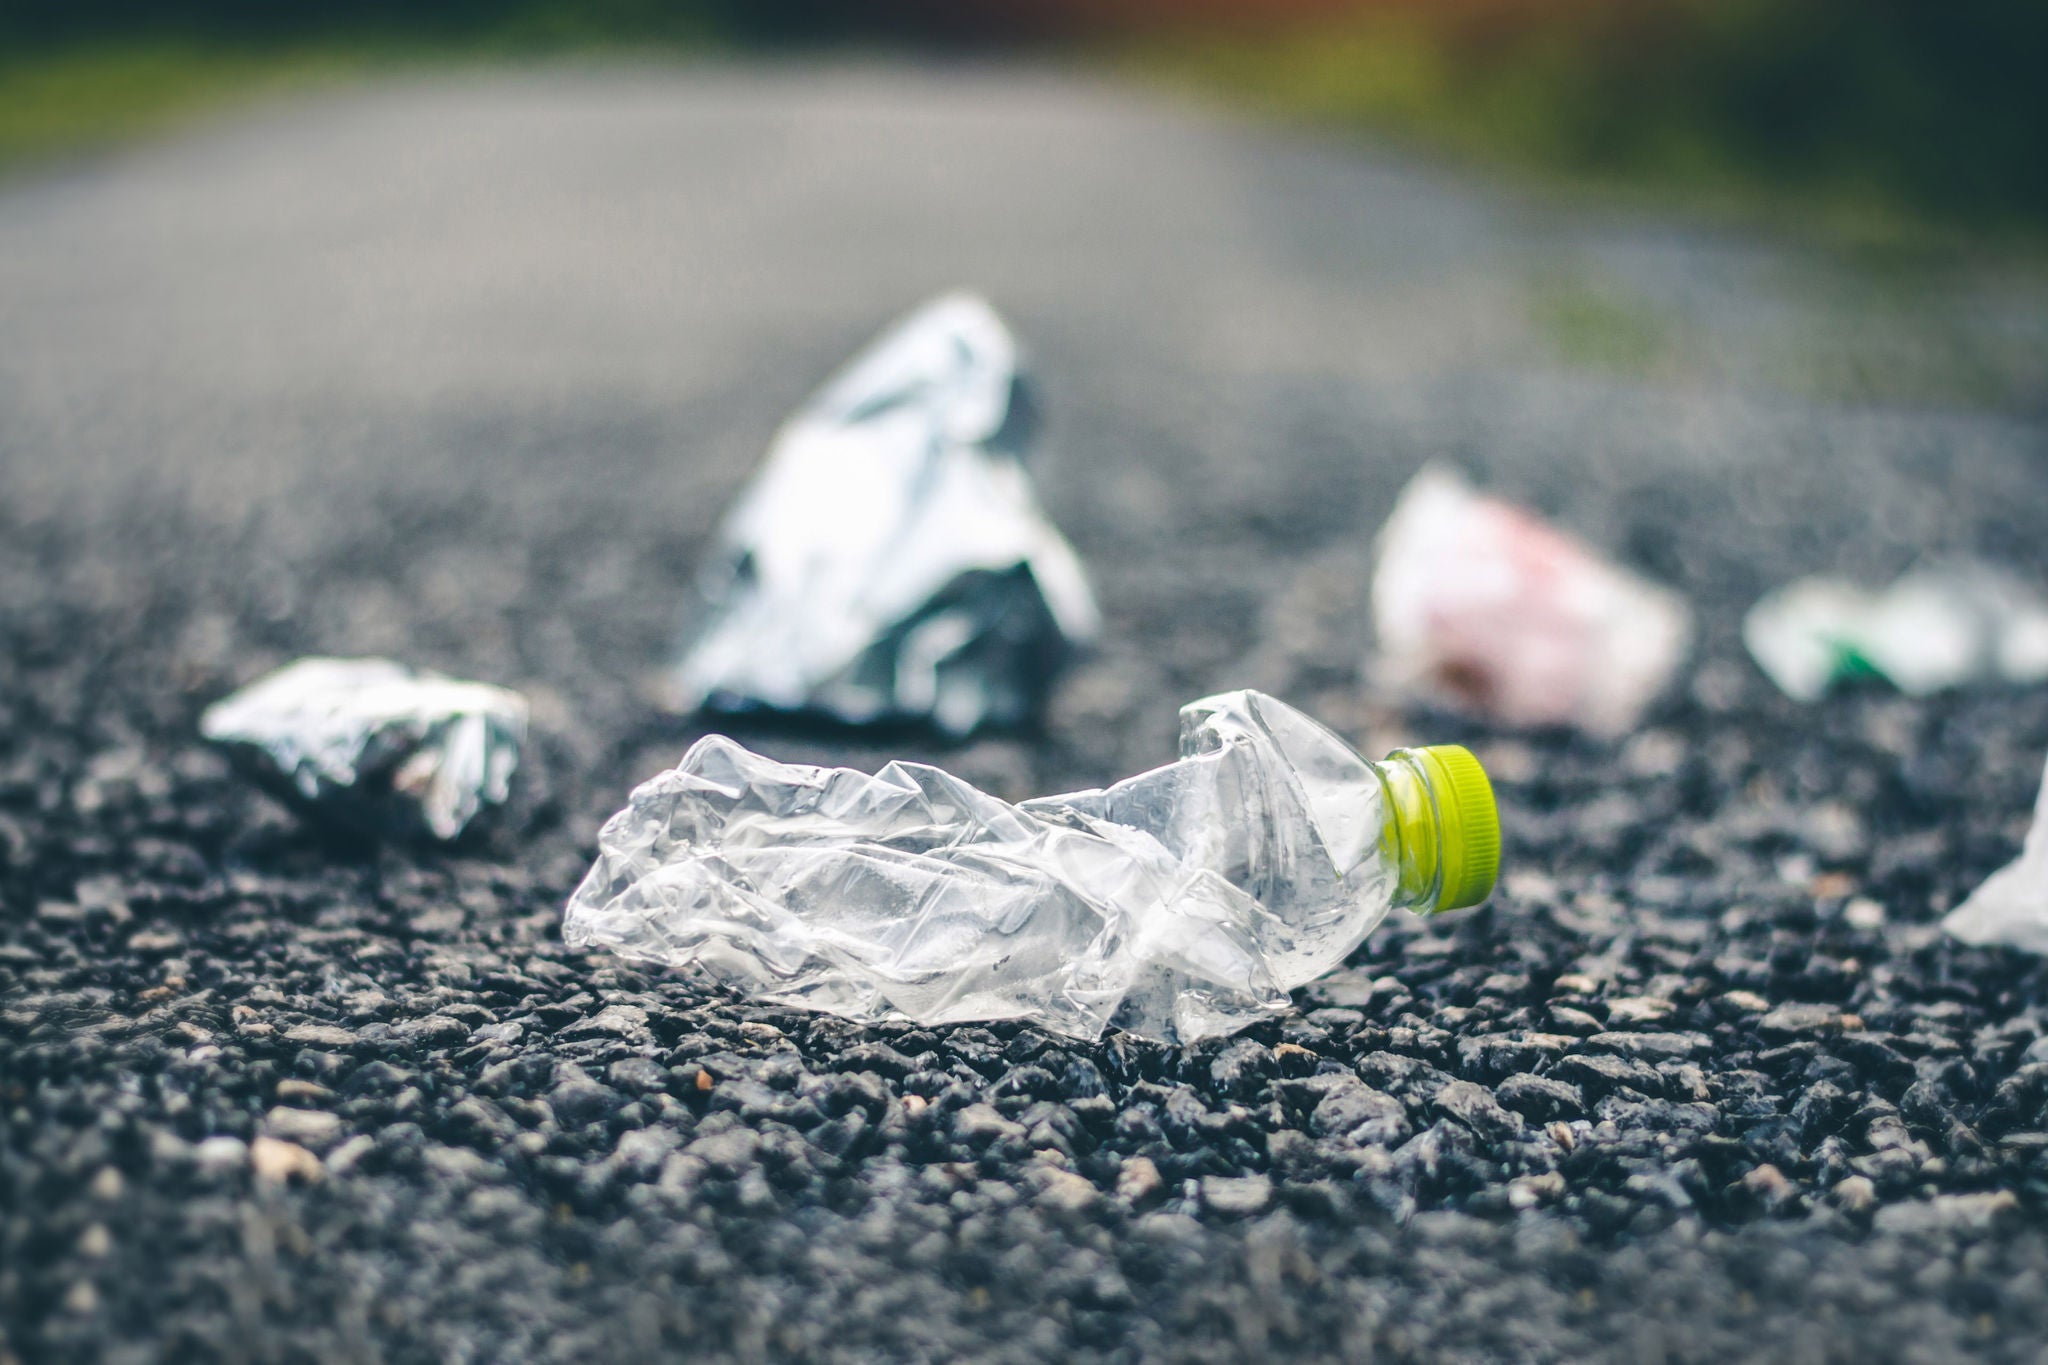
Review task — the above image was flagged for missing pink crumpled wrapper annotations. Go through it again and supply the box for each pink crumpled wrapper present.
[1370,465,1693,737]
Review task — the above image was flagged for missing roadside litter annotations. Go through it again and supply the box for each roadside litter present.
[1944,753,2048,953]
[564,689,1497,1043]
[1744,562,2048,702]
[669,292,1100,738]
[200,657,527,840]
[1370,464,1693,737]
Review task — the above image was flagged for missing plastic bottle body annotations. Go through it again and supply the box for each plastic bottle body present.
[564,690,1493,1043]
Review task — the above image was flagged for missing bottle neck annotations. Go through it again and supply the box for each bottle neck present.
[1374,750,1444,913]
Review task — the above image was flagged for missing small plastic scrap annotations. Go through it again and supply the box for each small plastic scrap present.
[565,689,1498,1044]
[1370,464,1693,737]
[200,657,527,840]
[1944,754,2048,953]
[1744,562,2048,703]
[671,292,1099,737]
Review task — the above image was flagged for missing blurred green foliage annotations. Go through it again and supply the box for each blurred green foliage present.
[1143,0,2048,239]
[0,0,2041,237]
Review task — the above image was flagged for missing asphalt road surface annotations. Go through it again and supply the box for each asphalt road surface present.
[5,62,2048,1363]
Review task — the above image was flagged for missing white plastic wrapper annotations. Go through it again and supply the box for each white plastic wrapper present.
[1944,754,2048,954]
[1370,465,1693,737]
[1744,563,2048,703]
[200,657,527,840]
[567,691,1417,1044]
[672,292,1099,737]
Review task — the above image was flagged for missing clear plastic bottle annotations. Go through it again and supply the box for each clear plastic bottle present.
[564,690,1498,1043]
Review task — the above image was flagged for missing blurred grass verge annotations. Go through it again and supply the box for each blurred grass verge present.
[0,45,374,174]
[0,0,734,178]
[1128,0,2048,250]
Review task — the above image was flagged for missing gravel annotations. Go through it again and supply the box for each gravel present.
[6,62,2048,1364]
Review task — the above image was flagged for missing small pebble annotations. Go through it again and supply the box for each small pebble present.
[1117,1156,1162,1205]
[1200,1175,1272,1217]
[251,1136,325,1185]
[1833,1176,1879,1214]
[192,1137,248,1174]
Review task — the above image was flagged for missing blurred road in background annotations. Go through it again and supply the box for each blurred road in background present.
[6,58,2043,506]
[6,62,2048,1362]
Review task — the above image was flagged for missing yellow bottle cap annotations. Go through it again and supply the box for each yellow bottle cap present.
[1410,745,1501,911]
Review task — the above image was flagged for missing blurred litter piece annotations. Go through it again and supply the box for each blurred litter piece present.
[200,657,527,840]
[1944,754,2048,953]
[671,292,1099,738]
[1370,464,1693,737]
[565,689,1498,1044]
[1744,563,2048,702]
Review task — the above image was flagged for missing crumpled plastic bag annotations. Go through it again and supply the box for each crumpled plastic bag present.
[1744,562,2048,703]
[1370,464,1693,736]
[566,690,1418,1044]
[1944,754,2048,953]
[200,657,527,840]
[671,292,1099,737]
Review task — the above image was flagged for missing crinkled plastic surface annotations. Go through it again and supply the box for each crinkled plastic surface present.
[199,657,528,840]
[672,292,1099,737]
[1370,464,1693,737]
[565,690,1399,1043]
[1744,562,2048,703]
[1944,755,2048,953]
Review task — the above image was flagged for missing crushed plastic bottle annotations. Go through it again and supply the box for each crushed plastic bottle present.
[564,689,1498,1043]
[1944,753,2048,953]
[1744,562,2048,703]
[1370,464,1692,737]
[199,657,528,840]
[671,292,1099,738]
